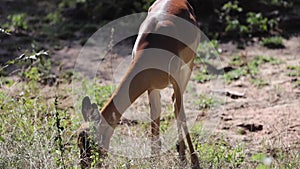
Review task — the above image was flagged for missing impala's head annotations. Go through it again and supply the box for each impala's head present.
[77,96,114,168]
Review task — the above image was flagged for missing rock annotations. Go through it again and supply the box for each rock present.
[237,123,263,132]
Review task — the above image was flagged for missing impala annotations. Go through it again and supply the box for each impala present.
[78,0,201,168]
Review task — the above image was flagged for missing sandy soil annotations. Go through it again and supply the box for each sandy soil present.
[213,36,300,150]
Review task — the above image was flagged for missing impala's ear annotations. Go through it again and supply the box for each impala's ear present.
[82,96,92,121]
[91,103,101,122]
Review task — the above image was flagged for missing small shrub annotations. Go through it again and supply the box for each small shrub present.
[262,36,285,49]
[217,1,279,38]
[196,95,219,110]
[45,11,63,25]
[247,12,277,34]
[5,13,28,30]
[260,0,293,8]
[218,1,248,36]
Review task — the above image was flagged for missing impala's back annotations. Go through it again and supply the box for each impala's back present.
[128,0,200,92]
[133,0,199,57]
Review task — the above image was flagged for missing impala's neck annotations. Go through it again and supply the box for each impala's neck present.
[100,66,150,128]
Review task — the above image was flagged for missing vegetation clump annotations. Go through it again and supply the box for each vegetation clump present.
[262,36,285,49]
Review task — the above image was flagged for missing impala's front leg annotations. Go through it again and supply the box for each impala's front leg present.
[148,89,162,155]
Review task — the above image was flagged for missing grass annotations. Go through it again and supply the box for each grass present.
[193,67,216,83]
[223,55,282,84]
[195,139,245,168]
[224,68,248,82]
[286,65,300,77]
[159,110,175,132]
[230,54,246,66]
[0,52,298,168]
[250,78,269,88]
[0,84,299,168]
[293,79,300,88]
[1,1,298,168]
[0,56,80,168]
[0,78,80,168]
[196,94,220,110]
[262,36,285,49]
[190,124,245,168]
[286,65,300,88]
[196,39,221,62]
[195,54,282,85]
[190,123,300,169]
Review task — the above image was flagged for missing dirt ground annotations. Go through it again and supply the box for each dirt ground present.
[52,35,300,152]
[213,36,300,150]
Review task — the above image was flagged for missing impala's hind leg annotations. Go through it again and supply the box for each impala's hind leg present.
[173,85,200,168]
[182,121,200,169]
[180,64,200,169]
[148,89,162,156]
[174,59,200,168]
[173,84,187,166]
